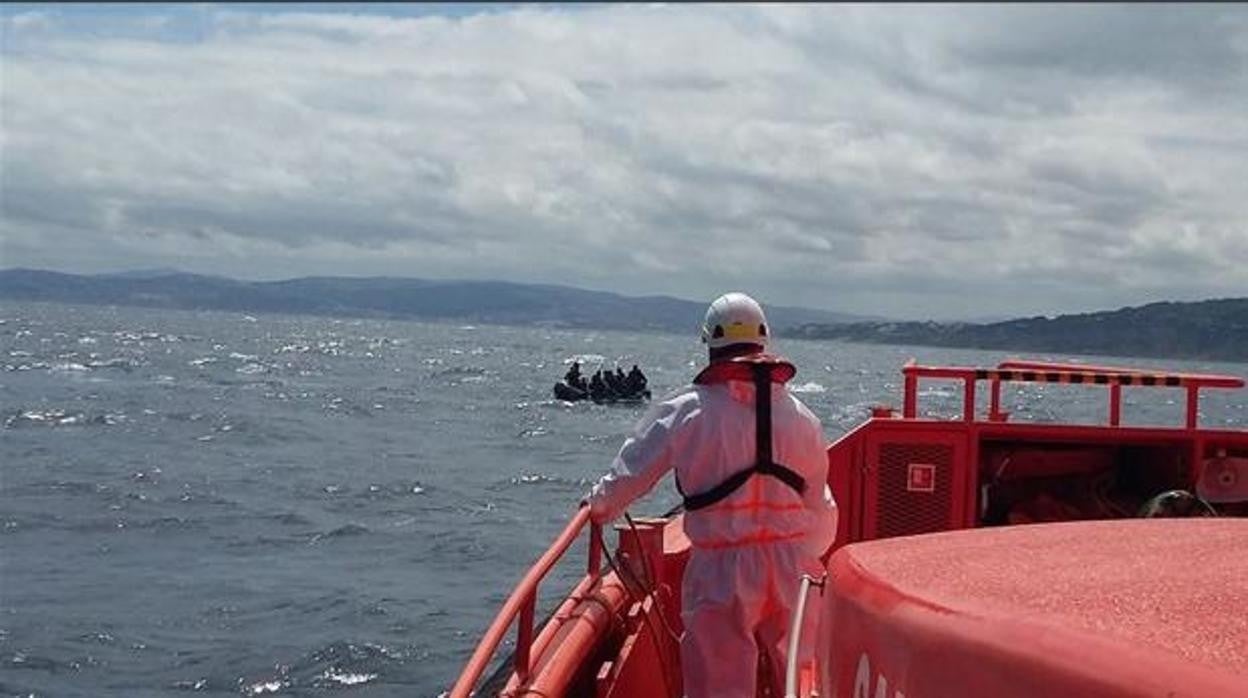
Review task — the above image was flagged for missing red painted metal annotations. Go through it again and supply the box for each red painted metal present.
[902,361,1243,427]
[1186,385,1199,429]
[450,507,599,698]
[998,359,1244,385]
[861,423,970,539]
[504,574,632,697]
[515,595,534,683]
[820,520,1248,697]
[988,378,1003,422]
[962,377,975,422]
[1109,383,1122,426]
[902,360,918,418]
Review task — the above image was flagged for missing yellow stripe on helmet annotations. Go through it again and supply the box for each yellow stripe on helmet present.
[721,322,763,340]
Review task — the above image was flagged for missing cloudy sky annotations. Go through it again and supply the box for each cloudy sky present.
[2,3,1245,320]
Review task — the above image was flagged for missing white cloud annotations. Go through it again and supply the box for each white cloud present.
[1,4,1246,319]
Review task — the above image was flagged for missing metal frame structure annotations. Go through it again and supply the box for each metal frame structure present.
[901,359,1243,428]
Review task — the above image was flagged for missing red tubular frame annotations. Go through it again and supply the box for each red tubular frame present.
[449,507,602,698]
[901,360,1244,429]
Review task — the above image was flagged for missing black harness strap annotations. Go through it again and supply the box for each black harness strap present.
[682,363,807,512]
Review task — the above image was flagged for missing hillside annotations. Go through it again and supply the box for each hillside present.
[0,268,868,333]
[786,298,1248,362]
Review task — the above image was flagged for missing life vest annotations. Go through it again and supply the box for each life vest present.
[679,354,807,512]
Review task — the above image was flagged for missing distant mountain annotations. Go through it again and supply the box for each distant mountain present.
[786,298,1248,362]
[95,267,188,280]
[0,268,870,333]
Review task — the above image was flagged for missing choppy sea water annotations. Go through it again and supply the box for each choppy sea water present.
[1,301,1244,697]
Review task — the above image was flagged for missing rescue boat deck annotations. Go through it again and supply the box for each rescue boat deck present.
[450,358,1247,698]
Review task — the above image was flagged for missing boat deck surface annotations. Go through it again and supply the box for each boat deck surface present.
[839,518,1248,675]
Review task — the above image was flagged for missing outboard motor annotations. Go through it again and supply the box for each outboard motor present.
[1138,490,1218,518]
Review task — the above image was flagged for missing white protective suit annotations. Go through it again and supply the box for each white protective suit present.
[586,366,838,698]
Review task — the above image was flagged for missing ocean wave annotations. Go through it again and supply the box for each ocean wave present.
[566,354,606,365]
[4,409,97,428]
[359,483,428,500]
[506,472,590,489]
[790,381,827,394]
[6,650,65,673]
[432,365,487,377]
[243,678,287,695]
[262,511,313,526]
[49,362,90,372]
[87,357,140,371]
[309,523,371,543]
[130,515,202,531]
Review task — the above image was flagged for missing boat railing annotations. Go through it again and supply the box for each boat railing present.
[901,360,1244,429]
[449,506,602,698]
[784,573,826,698]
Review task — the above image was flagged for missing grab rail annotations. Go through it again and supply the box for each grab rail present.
[901,360,1243,429]
[449,506,602,698]
[784,573,826,698]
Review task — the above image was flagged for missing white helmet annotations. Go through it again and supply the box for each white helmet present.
[701,292,770,350]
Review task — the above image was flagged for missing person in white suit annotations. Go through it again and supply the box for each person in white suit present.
[585,292,838,698]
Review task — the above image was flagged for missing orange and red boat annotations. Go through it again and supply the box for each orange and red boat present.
[450,359,1248,697]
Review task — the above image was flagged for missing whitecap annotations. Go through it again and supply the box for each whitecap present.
[188,357,217,367]
[322,669,376,686]
[50,362,90,372]
[236,363,267,375]
[918,387,955,398]
[790,381,827,394]
[88,358,134,370]
[245,679,284,695]
[229,352,259,362]
[513,473,549,484]
[566,354,606,365]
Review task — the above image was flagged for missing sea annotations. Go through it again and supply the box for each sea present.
[2,301,1245,697]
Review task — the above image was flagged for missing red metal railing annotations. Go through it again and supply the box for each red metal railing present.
[901,360,1244,429]
[449,507,602,698]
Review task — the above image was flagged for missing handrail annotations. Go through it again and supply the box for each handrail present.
[784,573,826,698]
[996,359,1244,386]
[900,360,1244,429]
[449,506,601,698]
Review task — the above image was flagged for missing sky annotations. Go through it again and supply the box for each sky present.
[1,3,1246,321]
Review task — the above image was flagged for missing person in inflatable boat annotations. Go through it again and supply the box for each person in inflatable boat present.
[584,292,838,698]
